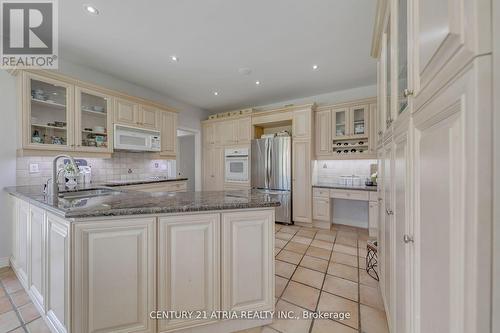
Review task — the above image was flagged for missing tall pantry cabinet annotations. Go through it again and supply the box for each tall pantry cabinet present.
[372,0,493,332]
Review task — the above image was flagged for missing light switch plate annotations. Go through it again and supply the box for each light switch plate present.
[29,163,39,173]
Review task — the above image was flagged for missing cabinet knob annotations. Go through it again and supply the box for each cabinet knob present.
[403,234,414,243]
[385,208,394,215]
[403,89,414,97]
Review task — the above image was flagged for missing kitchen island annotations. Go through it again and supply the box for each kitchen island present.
[5,186,280,333]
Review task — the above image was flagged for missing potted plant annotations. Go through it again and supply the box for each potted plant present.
[63,163,79,188]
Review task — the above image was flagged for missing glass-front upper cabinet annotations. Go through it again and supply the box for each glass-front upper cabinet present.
[75,87,113,152]
[26,73,73,149]
[397,0,408,113]
[350,105,368,137]
[332,108,348,138]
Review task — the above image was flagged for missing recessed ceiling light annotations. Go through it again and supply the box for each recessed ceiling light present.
[84,4,99,15]
[255,81,261,85]
[213,91,219,96]
[170,55,178,62]
[312,64,319,70]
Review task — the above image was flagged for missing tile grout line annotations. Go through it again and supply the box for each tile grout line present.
[0,276,30,333]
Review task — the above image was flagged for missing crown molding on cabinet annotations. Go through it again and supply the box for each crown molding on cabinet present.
[370,0,389,58]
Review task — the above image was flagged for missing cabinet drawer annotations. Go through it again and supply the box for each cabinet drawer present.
[330,189,369,201]
[313,188,330,198]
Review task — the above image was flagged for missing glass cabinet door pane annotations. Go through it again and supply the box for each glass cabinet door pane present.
[352,107,366,136]
[30,79,68,146]
[335,110,346,137]
[398,0,408,113]
[79,91,109,149]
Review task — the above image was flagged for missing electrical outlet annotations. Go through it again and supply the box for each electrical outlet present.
[154,162,159,169]
[29,163,39,173]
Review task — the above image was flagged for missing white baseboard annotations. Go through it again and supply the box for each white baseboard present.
[0,257,10,268]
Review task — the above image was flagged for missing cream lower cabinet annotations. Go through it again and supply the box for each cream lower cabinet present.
[29,206,46,310]
[73,218,156,333]
[203,146,224,191]
[222,210,274,311]
[158,214,220,331]
[14,199,29,288]
[312,197,330,221]
[292,140,312,223]
[46,213,71,333]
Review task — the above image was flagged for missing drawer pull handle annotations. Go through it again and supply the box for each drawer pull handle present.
[403,234,414,243]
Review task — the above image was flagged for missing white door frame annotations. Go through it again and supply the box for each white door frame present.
[177,126,202,191]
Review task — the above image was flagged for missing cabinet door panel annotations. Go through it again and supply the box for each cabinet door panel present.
[383,140,394,328]
[29,205,45,309]
[161,111,177,155]
[222,210,274,311]
[292,140,312,223]
[312,198,330,222]
[140,106,158,129]
[46,213,70,333]
[315,109,332,156]
[203,123,215,146]
[293,109,311,138]
[394,133,409,333]
[73,218,156,333]
[115,99,138,126]
[158,214,220,331]
[237,117,252,143]
[332,108,349,138]
[16,199,29,287]
[349,105,368,137]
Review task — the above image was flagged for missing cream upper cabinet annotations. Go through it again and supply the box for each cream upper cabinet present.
[292,140,312,223]
[315,109,332,157]
[203,123,215,146]
[222,210,274,312]
[114,98,139,126]
[75,86,113,153]
[237,117,252,143]
[139,105,159,129]
[220,120,237,145]
[23,72,74,150]
[349,105,369,138]
[293,109,311,138]
[332,108,349,139]
[73,218,156,333]
[158,214,220,331]
[160,111,177,156]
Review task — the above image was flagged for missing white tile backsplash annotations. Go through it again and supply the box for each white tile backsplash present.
[312,159,377,185]
[16,152,176,186]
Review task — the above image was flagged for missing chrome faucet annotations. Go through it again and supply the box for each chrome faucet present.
[45,155,79,197]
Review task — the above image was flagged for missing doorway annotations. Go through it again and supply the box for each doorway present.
[176,128,200,191]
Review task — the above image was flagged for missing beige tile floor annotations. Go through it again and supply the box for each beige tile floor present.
[0,223,388,333]
[0,267,50,333]
[238,223,389,333]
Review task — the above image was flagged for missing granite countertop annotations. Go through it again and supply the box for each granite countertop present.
[4,185,281,219]
[313,183,378,192]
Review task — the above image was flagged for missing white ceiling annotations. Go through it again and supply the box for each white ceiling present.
[59,0,377,111]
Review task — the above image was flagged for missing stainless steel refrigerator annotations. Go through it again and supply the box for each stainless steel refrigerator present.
[251,136,292,224]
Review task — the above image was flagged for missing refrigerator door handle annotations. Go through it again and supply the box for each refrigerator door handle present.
[267,139,272,187]
[264,139,270,188]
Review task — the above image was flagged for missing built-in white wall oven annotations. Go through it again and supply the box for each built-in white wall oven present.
[224,148,249,182]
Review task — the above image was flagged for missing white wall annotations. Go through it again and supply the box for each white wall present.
[0,70,18,265]
[57,59,210,130]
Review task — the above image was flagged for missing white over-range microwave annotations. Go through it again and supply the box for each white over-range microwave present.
[114,124,161,152]
[225,148,249,182]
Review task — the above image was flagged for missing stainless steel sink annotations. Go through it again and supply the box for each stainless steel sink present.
[58,188,122,199]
